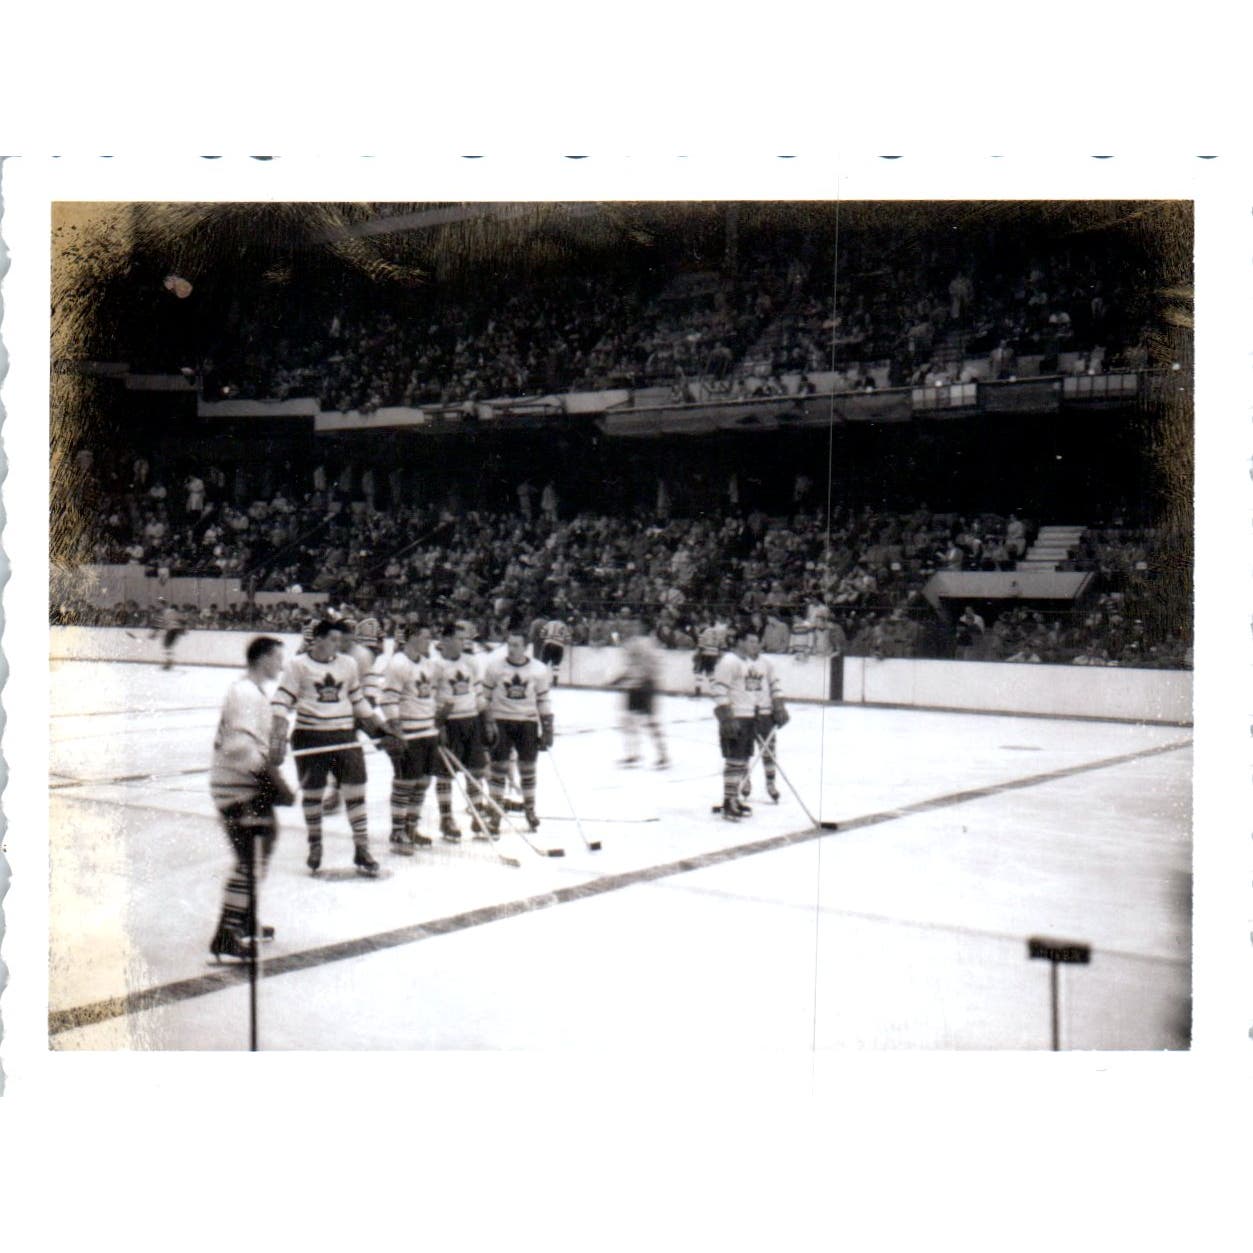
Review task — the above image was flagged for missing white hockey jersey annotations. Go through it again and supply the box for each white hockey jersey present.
[482,655,553,723]
[379,651,442,738]
[272,652,373,734]
[210,677,273,809]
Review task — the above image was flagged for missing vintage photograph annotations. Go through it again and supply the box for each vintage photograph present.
[47,197,1193,1050]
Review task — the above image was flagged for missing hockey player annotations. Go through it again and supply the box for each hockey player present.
[692,619,722,696]
[743,631,789,803]
[481,628,554,833]
[378,622,443,854]
[710,629,762,820]
[616,619,669,769]
[539,616,570,683]
[323,616,388,816]
[433,622,489,841]
[151,597,184,670]
[270,620,392,876]
[209,636,294,960]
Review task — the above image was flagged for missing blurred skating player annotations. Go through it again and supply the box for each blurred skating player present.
[270,620,392,876]
[379,622,443,853]
[710,629,762,820]
[322,616,388,816]
[743,631,788,802]
[481,628,554,832]
[151,597,185,670]
[616,619,669,769]
[539,616,570,684]
[692,619,722,696]
[434,622,489,841]
[209,636,294,960]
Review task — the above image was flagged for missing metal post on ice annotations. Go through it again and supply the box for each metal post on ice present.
[1027,936,1091,1051]
[248,830,261,1051]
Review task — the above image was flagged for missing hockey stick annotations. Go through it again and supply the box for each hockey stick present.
[440,744,565,859]
[756,734,839,831]
[543,748,601,851]
[740,727,779,799]
[708,728,776,814]
[435,745,522,868]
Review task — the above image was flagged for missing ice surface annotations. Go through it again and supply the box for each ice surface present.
[48,659,1192,1050]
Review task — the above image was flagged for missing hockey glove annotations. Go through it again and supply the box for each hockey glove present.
[772,699,790,728]
[356,715,384,740]
[254,765,296,808]
[540,715,555,751]
[480,713,499,747]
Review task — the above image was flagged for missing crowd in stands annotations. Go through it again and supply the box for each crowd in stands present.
[56,447,1189,668]
[202,230,1156,412]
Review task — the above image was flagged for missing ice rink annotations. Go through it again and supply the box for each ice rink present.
[48,657,1192,1051]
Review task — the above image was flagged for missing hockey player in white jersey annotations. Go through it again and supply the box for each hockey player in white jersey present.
[323,616,387,815]
[481,628,554,833]
[209,636,294,960]
[270,619,392,875]
[615,618,669,769]
[710,629,763,820]
[378,622,443,853]
[743,631,788,803]
[433,621,489,841]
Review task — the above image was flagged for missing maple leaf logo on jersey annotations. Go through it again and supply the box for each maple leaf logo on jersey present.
[416,678,432,699]
[503,674,529,701]
[452,673,471,695]
[316,672,343,703]
[746,673,764,691]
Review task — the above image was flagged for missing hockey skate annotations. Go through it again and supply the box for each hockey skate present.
[389,829,415,856]
[306,839,323,873]
[440,816,462,843]
[354,844,381,877]
[405,816,433,847]
[524,806,540,832]
[210,927,255,962]
[766,781,781,803]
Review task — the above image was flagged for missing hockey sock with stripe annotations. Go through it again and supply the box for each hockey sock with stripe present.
[218,861,252,936]
[411,776,431,820]
[343,785,369,844]
[519,762,537,810]
[301,795,323,842]
[391,781,415,835]
[489,763,508,805]
[436,777,453,817]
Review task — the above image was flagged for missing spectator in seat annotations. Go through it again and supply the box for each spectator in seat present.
[1006,513,1028,560]
[955,605,986,660]
[990,340,1016,380]
[762,612,790,654]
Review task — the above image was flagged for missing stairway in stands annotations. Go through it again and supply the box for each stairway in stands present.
[1017,524,1086,571]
